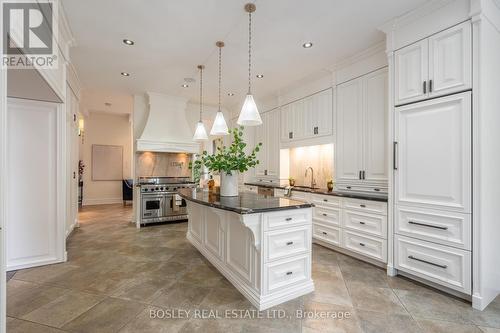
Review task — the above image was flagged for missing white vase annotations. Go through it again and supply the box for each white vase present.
[220,171,239,197]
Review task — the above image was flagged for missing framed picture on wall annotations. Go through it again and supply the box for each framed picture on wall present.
[92,144,123,181]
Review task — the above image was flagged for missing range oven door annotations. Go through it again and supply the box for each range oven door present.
[166,194,187,216]
[141,194,165,220]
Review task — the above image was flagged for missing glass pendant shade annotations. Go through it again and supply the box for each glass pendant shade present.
[193,121,208,141]
[237,94,262,126]
[210,111,229,135]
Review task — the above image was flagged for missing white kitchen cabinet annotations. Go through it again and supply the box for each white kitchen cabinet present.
[254,109,279,179]
[394,91,471,213]
[280,88,333,143]
[336,78,363,182]
[394,22,471,105]
[428,22,472,98]
[336,68,388,187]
[394,40,428,105]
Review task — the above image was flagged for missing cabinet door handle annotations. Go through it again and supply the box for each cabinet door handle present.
[322,213,328,217]
[360,204,366,208]
[408,221,448,230]
[423,81,427,94]
[313,126,319,135]
[408,255,447,269]
[322,231,328,235]
[323,199,328,202]
[362,171,366,180]
[393,142,398,170]
[429,79,433,93]
[359,243,366,247]
[359,171,362,180]
[374,188,380,192]
[346,186,352,189]
[286,271,293,276]
[285,217,292,221]
[286,241,294,246]
[359,221,366,225]
[289,132,293,139]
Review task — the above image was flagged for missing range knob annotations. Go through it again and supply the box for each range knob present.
[143,188,148,192]
[155,187,159,191]
[160,187,164,191]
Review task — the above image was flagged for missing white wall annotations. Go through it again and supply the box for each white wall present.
[81,112,132,205]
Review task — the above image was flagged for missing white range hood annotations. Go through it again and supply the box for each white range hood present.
[136,92,200,153]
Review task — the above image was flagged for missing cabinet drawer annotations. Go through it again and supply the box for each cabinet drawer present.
[290,191,310,202]
[395,235,471,294]
[313,224,341,247]
[243,185,258,193]
[313,207,341,227]
[343,198,387,215]
[343,210,387,238]
[395,206,471,250]
[311,194,341,209]
[343,230,387,262]
[265,226,310,262]
[265,255,310,293]
[264,209,311,231]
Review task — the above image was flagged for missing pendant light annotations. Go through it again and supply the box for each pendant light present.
[237,3,262,126]
[210,41,229,136]
[193,65,208,141]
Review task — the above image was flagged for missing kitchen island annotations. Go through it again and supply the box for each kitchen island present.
[178,188,314,311]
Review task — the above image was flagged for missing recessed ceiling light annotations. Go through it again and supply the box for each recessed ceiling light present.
[182,84,189,88]
[227,93,235,96]
[123,39,134,45]
[256,74,264,78]
[121,72,130,76]
[302,42,313,48]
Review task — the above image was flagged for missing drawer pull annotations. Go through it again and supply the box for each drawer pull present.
[322,231,328,235]
[285,217,292,221]
[323,199,328,202]
[360,204,366,208]
[359,221,366,225]
[286,271,293,276]
[286,241,294,246]
[408,221,448,230]
[374,188,380,192]
[408,255,447,269]
[359,243,366,247]
[322,213,328,217]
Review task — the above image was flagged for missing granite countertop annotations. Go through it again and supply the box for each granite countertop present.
[244,182,388,202]
[178,188,313,214]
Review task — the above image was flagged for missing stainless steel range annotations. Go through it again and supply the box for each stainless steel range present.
[139,177,196,225]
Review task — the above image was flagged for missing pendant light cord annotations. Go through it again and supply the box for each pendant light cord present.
[199,66,203,121]
[218,46,222,112]
[248,10,252,95]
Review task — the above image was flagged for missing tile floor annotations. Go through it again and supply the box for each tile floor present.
[6,204,500,333]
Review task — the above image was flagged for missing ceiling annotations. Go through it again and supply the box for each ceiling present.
[62,0,427,108]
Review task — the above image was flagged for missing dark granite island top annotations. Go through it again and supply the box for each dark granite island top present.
[178,188,313,214]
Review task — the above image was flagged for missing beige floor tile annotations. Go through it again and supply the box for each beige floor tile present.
[469,296,500,328]
[416,319,483,332]
[302,301,362,333]
[479,327,500,333]
[118,305,187,333]
[7,279,39,298]
[111,277,176,303]
[21,290,104,327]
[13,262,79,284]
[62,297,145,333]
[7,284,70,318]
[7,317,67,333]
[348,282,407,314]
[151,282,211,309]
[356,309,423,333]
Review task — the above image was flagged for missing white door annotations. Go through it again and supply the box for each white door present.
[266,110,280,177]
[336,78,363,182]
[291,99,305,141]
[395,39,428,105]
[363,68,388,183]
[254,113,267,177]
[6,99,66,270]
[311,89,333,137]
[302,95,314,138]
[428,21,471,98]
[394,92,471,213]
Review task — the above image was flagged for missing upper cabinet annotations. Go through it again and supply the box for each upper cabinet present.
[254,109,280,179]
[394,21,471,106]
[336,67,388,187]
[280,89,333,143]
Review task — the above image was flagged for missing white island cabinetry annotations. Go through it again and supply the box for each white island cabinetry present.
[183,190,314,310]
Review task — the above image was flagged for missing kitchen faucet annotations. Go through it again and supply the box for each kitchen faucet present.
[305,167,317,188]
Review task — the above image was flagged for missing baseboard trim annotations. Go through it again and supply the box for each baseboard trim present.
[82,198,122,205]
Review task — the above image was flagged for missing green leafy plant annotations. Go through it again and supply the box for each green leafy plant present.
[190,126,262,176]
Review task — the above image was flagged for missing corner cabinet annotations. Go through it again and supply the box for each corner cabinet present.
[395,21,471,106]
[280,89,333,143]
[254,109,280,180]
[336,67,388,188]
